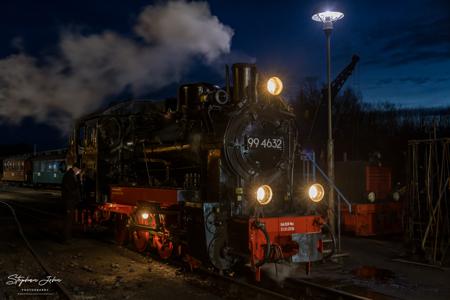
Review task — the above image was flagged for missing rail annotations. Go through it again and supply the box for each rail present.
[287,278,372,300]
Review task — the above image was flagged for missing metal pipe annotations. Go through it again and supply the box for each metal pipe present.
[144,144,191,154]
[129,223,160,232]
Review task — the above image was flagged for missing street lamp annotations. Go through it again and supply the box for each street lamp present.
[312,10,344,237]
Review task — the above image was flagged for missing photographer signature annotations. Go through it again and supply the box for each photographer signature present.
[6,274,62,287]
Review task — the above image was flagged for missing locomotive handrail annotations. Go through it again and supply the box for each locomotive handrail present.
[303,153,352,213]
[304,152,351,252]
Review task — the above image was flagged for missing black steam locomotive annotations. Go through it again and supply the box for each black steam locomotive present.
[68,63,327,281]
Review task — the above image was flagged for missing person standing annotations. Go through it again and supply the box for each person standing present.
[61,162,82,242]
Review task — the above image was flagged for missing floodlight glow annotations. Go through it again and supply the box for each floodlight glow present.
[267,77,283,95]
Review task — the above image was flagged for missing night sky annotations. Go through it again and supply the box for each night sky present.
[0,0,449,149]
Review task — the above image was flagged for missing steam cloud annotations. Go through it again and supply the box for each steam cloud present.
[0,1,234,132]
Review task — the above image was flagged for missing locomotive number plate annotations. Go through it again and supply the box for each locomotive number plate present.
[247,137,283,150]
[280,221,295,232]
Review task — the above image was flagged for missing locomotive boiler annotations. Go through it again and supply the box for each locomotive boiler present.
[68,63,328,280]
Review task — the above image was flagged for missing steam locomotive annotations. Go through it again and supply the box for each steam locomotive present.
[68,63,328,281]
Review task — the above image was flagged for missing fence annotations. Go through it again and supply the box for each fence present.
[407,138,450,264]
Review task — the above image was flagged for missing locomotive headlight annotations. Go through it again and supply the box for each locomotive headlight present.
[256,185,273,205]
[308,183,325,202]
[267,77,283,95]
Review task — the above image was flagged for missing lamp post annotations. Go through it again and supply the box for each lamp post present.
[312,10,344,237]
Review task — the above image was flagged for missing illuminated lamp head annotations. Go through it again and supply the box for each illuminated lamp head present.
[308,183,325,202]
[256,185,273,205]
[368,192,376,203]
[267,77,283,95]
[393,191,400,201]
[141,212,149,220]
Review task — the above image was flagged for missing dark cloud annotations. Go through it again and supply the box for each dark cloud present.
[386,49,450,66]
[376,78,394,85]
[398,77,431,85]
[364,16,450,66]
[375,76,450,86]
[381,18,450,51]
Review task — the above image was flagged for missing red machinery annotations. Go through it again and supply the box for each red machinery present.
[336,161,402,236]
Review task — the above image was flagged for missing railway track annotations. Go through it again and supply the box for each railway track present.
[206,271,373,300]
[284,277,372,300]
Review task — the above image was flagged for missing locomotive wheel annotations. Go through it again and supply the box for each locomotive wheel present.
[132,230,150,252]
[153,234,173,259]
[114,216,129,246]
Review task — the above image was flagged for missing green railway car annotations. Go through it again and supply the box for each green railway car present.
[32,152,66,186]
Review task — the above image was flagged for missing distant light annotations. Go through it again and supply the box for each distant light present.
[141,212,149,220]
[393,192,400,201]
[368,192,376,203]
[267,77,283,95]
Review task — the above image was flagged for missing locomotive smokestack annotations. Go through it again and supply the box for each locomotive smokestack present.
[232,63,258,103]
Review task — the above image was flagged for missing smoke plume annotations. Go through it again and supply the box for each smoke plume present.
[0,1,234,132]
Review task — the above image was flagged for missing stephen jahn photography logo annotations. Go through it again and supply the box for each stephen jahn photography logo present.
[6,273,62,296]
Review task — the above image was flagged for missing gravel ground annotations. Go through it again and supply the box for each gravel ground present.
[0,231,232,300]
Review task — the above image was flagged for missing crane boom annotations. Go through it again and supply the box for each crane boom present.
[322,54,360,101]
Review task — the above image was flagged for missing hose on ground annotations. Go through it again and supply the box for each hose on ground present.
[0,200,73,300]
